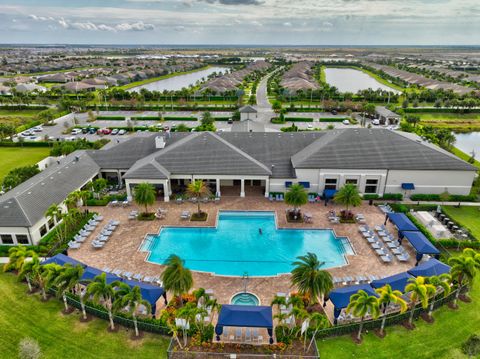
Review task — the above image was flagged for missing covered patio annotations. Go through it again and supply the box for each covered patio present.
[385,212,418,232]
[408,258,451,277]
[328,284,379,324]
[215,305,274,344]
[400,231,441,265]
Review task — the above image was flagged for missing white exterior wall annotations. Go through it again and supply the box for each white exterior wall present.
[0,227,31,245]
[386,170,476,195]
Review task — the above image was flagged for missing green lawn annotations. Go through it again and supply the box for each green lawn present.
[0,109,43,118]
[318,273,480,359]
[0,147,51,181]
[0,273,170,359]
[419,113,480,121]
[442,206,480,240]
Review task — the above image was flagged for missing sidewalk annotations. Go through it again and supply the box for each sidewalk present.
[401,200,480,207]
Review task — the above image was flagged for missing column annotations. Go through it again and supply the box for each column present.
[126,181,132,201]
[164,180,170,202]
[216,178,221,197]
[240,179,245,197]
[117,171,122,188]
[264,178,270,197]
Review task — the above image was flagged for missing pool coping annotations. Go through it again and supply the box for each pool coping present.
[137,210,355,278]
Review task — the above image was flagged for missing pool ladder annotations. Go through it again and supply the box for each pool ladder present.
[242,272,249,293]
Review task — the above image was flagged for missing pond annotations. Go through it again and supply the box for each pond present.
[128,66,229,92]
[455,132,480,160]
[325,67,400,94]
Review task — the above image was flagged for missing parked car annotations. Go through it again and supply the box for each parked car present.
[372,119,380,126]
[306,124,313,130]
[32,126,43,132]
[111,129,119,135]
[88,128,97,134]
[163,126,170,131]
[82,127,88,134]
[118,129,126,135]
[228,119,233,124]
[71,128,82,135]
[342,119,350,125]
[331,110,338,115]
[97,128,112,135]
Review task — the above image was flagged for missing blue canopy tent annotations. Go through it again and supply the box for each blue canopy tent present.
[121,279,166,317]
[215,305,274,344]
[408,258,451,277]
[385,212,418,232]
[401,231,441,265]
[42,253,85,267]
[323,189,337,206]
[80,266,121,284]
[370,272,413,292]
[329,284,378,324]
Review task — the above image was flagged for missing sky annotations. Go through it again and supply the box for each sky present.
[0,0,479,45]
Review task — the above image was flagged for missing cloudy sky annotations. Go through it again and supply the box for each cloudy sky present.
[0,0,479,45]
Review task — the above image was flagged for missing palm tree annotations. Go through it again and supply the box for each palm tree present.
[375,285,407,336]
[285,184,308,219]
[28,258,49,300]
[160,255,193,306]
[3,246,35,272]
[43,263,64,294]
[291,253,333,305]
[113,284,151,337]
[449,248,480,305]
[176,302,197,347]
[426,274,451,319]
[271,295,287,312]
[86,273,122,331]
[133,182,156,214]
[18,254,40,292]
[346,290,380,342]
[334,184,362,212]
[186,180,211,214]
[405,276,436,327]
[55,264,84,314]
[306,312,329,352]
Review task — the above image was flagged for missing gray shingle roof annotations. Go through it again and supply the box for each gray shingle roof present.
[292,129,476,171]
[239,105,257,113]
[0,151,100,227]
[231,120,265,133]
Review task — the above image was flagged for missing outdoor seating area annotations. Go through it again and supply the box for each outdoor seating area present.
[68,214,104,249]
[91,219,120,249]
[358,224,410,263]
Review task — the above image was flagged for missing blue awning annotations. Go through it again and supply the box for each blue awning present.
[323,189,337,199]
[387,212,417,232]
[215,305,273,343]
[329,284,378,310]
[42,253,85,267]
[80,266,121,284]
[408,258,450,277]
[402,231,440,255]
[121,278,165,315]
[401,183,415,190]
[370,272,414,292]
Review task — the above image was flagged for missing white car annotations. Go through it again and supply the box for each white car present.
[307,124,313,130]
[372,119,380,126]
[118,129,126,135]
[32,126,43,132]
[71,128,82,135]
[342,120,350,125]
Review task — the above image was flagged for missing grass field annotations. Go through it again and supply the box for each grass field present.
[418,113,480,131]
[318,269,480,359]
[0,273,169,359]
[442,206,480,240]
[0,147,51,181]
[0,109,43,118]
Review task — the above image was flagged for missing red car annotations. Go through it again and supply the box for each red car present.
[97,128,112,135]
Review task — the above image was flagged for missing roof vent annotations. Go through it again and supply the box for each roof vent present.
[155,136,166,149]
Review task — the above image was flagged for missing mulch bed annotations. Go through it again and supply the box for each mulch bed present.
[351,332,363,344]
[61,307,76,315]
[79,314,94,323]
[107,325,120,333]
[420,312,434,324]
[286,212,303,223]
[448,302,459,310]
[373,329,386,339]
[191,212,208,221]
[130,331,145,341]
[459,294,472,303]
[401,320,415,330]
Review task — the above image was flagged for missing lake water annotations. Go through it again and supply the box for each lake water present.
[128,66,229,92]
[325,68,400,94]
[455,132,480,159]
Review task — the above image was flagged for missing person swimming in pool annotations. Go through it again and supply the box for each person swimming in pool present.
[259,228,262,235]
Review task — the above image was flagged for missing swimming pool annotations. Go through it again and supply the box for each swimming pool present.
[141,211,353,277]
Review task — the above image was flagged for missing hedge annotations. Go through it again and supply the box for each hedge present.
[410,194,477,202]
[0,141,51,148]
[0,105,48,110]
[96,116,125,121]
[16,120,42,133]
[0,245,41,257]
[284,117,314,122]
[163,116,197,121]
[319,117,346,122]
[213,117,231,121]
[86,194,127,206]
[363,193,403,201]
[87,105,236,112]
[130,116,161,121]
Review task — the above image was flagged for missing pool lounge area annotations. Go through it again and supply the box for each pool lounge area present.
[141,211,354,277]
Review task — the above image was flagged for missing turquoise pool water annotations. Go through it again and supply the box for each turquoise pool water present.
[231,292,260,306]
[142,211,352,276]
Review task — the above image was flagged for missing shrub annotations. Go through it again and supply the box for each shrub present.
[410,194,477,202]
[130,116,160,121]
[382,193,403,201]
[163,116,197,121]
[18,338,41,359]
[319,117,346,122]
[96,116,125,121]
[462,334,480,357]
[363,194,380,200]
[389,203,409,213]
[284,117,314,122]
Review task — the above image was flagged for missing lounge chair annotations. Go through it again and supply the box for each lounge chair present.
[109,220,120,226]
[91,242,104,249]
[112,269,123,276]
[381,255,393,263]
[93,214,103,221]
[245,328,252,342]
[103,267,112,273]
[396,253,410,262]
[366,237,376,243]
[75,236,86,243]
[155,212,165,220]
[122,271,133,279]
[101,230,113,236]
[371,242,381,249]
[133,273,144,281]
[235,328,242,341]
[387,242,398,249]
[330,217,340,224]
[375,224,387,232]
[122,200,130,207]
[68,241,81,249]
[180,211,190,220]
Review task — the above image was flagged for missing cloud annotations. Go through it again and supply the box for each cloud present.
[31,15,155,32]
[29,14,54,22]
[283,22,292,27]
[199,0,264,5]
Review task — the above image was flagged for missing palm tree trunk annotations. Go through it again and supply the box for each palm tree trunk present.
[197,202,201,214]
[80,298,87,320]
[41,286,47,301]
[26,276,32,292]
[307,329,318,352]
[380,314,387,335]
[409,303,416,325]
[133,313,139,337]
[62,292,69,311]
[357,318,364,341]
[108,310,115,330]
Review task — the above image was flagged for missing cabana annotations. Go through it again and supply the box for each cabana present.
[400,231,441,265]
[329,284,378,324]
[370,272,414,292]
[80,266,121,284]
[215,305,274,344]
[121,279,166,317]
[408,258,451,277]
[385,212,417,232]
[42,253,85,267]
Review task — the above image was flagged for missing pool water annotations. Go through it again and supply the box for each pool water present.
[142,211,352,276]
[231,292,260,306]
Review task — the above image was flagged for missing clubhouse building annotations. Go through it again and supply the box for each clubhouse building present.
[0,129,476,245]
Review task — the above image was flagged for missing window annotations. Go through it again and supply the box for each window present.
[285,181,292,188]
[324,178,337,190]
[365,179,379,194]
[16,235,29,245]
[298,181,310,189]
[40,225,48,237]
[0,234,14,244]
[345,179,358,186]
[48,218,55,230]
